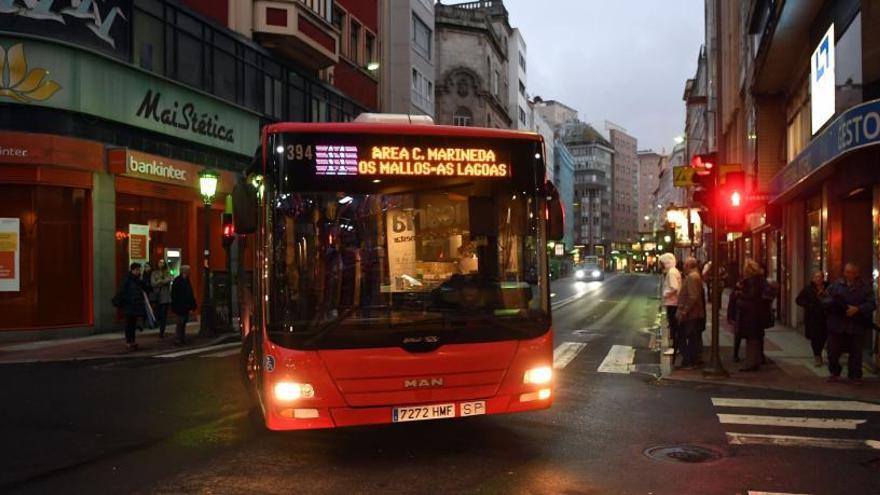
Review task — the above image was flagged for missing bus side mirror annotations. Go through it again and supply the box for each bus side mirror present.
[545,181,564,242]
[232,178,258,235]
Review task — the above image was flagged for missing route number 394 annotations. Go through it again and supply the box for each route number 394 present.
[286,144,313,161]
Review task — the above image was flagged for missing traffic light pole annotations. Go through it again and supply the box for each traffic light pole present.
[704,0,728,379]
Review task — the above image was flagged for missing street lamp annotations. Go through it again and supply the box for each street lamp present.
[366,61,380,71]
[198,168,219,337]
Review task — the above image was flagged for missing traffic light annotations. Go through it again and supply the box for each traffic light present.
[691,152,717,176]
[221,212,235,247]
[722,172,746,231]
[691,154,717,228]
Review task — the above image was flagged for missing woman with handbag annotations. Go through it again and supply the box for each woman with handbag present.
[736,259,770,372]
[151,259,175,339]
[796,271,829,367]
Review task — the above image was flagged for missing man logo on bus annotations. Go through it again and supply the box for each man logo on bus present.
[404,377,444,388]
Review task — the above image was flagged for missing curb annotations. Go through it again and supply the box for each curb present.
[0,332,242,365]
[658,374,880,404]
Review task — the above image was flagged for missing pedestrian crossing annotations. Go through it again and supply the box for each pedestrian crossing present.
[712,396,880,451]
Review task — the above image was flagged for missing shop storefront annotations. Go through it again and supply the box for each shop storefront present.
[0,34,259,338]
[109,149,236,310]
[0,133,103,333]
[771,98,880,370]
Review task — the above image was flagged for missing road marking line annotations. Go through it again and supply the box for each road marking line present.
[553,342,587,369]
[201,348,242,358]
[748,492,811,495]
[726,432,880,450]
[155,342,240,359]
[597,345,634,374]
[712,398,880,412]
[717,414,867,430]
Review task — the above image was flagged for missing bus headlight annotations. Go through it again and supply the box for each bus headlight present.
[524,366,552,385]
[274,382,315,402]
[591,270,601,278]
[575,269,585,279]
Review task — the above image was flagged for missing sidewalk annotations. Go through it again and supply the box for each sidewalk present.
[661,291,880,402]
[0,323,240,364]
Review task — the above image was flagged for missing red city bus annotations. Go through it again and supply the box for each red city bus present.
[233,115,564,430]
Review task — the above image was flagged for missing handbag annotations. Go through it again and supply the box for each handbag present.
[142,291,157,328]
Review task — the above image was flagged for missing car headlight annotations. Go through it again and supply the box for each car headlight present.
[591,270,601,278]
[575,269,585,278]
[524,366,553,384]
[274,381,315,402]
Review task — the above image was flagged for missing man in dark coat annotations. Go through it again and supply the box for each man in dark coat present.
[114,262,144,351]
[822,263,876,383]
[171,265,197,346]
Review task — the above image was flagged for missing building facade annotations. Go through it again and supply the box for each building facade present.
[533,98,579,129]
[380,0,435,116]
[508,28,529,129]
[564,123,614,263]
[637,150,664,232]
[434,0,513,128]
[609,127,640,248]
[0,0,369,340]
[554,141,576,252]
[707,0,880,368]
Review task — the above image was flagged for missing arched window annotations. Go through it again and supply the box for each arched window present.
[452,107,473,127]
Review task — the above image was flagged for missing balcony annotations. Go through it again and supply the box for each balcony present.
[253,0,338,70]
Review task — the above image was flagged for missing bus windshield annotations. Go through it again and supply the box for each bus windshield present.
[264,131,550,350]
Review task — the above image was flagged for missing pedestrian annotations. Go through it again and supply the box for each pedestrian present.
[731,278,744,362]
[735,259,770,372]
[821,262,876,384]
[796,271,829,367]
[151,258,174,339]
[675,257,706,368]
[659,253,682,358]
[112,262,145,351]
[140,262,154,330]
[171,264,197,346]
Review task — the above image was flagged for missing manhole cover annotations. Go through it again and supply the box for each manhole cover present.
[644,445,723,464]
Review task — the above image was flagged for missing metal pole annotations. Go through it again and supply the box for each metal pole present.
[704,0,727,378]
[199,202,214,337]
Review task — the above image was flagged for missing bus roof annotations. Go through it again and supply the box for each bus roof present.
[263,122,544,142]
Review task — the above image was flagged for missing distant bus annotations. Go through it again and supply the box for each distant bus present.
[234,115,564,430]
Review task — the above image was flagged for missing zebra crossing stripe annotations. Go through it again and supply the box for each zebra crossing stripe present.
[726,432,880,450]
[712,398,880,412]
[553,342,587,369]
[717,414,867,430]
[597,345,635,374]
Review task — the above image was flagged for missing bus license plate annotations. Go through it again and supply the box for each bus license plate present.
[392,403,456,423]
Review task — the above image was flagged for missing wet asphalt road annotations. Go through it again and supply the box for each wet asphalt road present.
[2,274,879,494]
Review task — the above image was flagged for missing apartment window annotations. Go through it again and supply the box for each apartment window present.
[349,20,361,63]
[365,32,376,65]
[491,70,499,96]
[518,107,526,125]
[412,13,431,60]
[452,107,473,126]
[301,0,329,22]
[519,52,526,71]
[331,5,345,34]
[412,68,433,110]
[518,80,525,97]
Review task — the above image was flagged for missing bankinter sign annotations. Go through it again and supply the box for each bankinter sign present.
[311,144,510,178]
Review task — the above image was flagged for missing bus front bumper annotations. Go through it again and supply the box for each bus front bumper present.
[264,393,553,430]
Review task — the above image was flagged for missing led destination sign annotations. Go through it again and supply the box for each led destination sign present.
[307,144,511,178]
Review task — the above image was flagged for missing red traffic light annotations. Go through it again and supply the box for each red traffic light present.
[221,213,235,246]
[691,153,717,176]
[730,190,742,207]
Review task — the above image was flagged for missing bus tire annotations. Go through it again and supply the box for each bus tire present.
[239,334,260,406]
